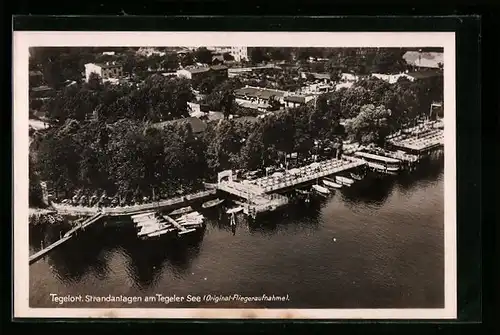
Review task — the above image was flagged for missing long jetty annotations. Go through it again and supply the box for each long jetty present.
[29,190,216,265]
[29,212,105,265]
[217,156,365,217]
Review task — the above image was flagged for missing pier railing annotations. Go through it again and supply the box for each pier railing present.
[52,189,217,216]
[256,159,365,193]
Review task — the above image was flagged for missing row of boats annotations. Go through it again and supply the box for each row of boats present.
[297,173,361,198]
[131,198,226,240]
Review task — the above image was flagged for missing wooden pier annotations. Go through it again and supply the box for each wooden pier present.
[29,212,105,265]
[386,127,444,156]
[249,157,366,193]
[217,157,365,217]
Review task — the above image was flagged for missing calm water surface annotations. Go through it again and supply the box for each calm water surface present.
[30,160,444,309]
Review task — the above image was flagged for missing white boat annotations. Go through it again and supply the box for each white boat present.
[135,220,160,228]
[147,227,176,238]
[202,198,224,209]
[138,223,164,237]
[323,179,342,189]
[354,151,400,174]
[335,175,355,186]
[177,216,204,225]
[169,206,193,216]
[312,184,330,196]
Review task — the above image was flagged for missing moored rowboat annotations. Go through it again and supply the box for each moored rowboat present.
[169,206,193,216]
[202,198,224,209]
[323,179,342,189]
[312,184,330,196]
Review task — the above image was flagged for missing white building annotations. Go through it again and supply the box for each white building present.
[230,47,248,62]
[84,62,123,82]
[207,46,248,62]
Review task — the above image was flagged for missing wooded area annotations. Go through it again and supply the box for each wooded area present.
[29,47,443,207]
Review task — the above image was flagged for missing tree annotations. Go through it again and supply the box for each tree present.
[160,53,180,71]
[87,72,102,90]
[194,47,213,65]
[180,53,195,67]
[345,104,391,146]
[267,95,281,111]
[222,52,234,61]
[29,155,44,207]
[249,48,268,64]
[221,91,235,119]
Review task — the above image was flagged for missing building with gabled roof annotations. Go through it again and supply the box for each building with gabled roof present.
[403,51,444,69]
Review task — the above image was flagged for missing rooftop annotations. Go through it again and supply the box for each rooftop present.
[152,117,207,134]
[284,95,308,104]
[210,64,228,71]
[91,62,122,69]
[234,86,287,100]
[31,86,53,92]
[406,70,443,80]
[403,51,444,69]
[308,72,331,80]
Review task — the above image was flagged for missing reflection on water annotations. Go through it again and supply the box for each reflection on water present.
[30,159,445,309]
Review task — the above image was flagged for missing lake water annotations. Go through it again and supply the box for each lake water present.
[29,159,444,309]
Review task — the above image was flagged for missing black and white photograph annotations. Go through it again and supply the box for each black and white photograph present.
[14,31,456,319]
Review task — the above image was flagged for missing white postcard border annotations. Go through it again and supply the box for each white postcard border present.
[13,31,456,319]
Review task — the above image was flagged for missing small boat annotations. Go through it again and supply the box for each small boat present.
[147,226,176,238]
[169,206,193,216]
[226,206,243,214]
[202,198,224,209]
[335,175,355,186]
[323,179,342,189]
[312,184,330,196]
[138,224,164,237]
[350,172,364,181]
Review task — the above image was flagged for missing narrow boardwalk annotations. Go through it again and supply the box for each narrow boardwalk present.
[29,212,105,265]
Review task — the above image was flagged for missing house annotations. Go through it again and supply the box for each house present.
[136,47,166,57]
[176,65,228,81]
[151,117,208,135]
[84,62,123,82]
[283,95,315,108]
[301,83,335,95]
[300,72,332,83]
[229,47,248,62]
[340,73,359,82]
[403,51,444,69]
[208,46,248,62]
[234,86,288,106]
[29,85,55,99]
